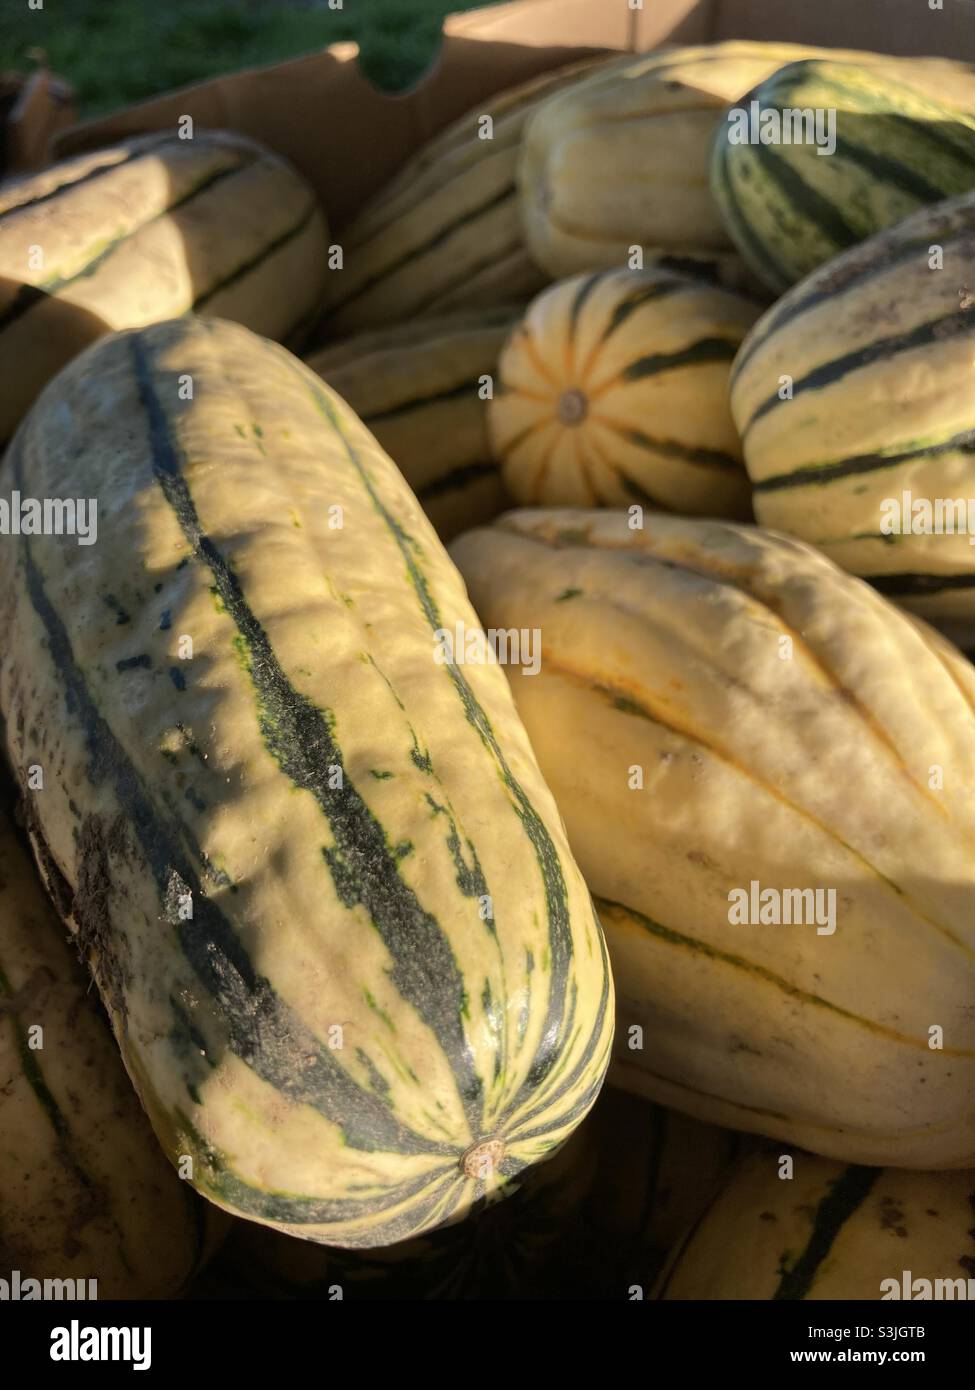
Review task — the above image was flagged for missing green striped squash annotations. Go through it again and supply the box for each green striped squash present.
[711,59,975,294]
[488,267,760,514]
[657,1148,975,1300]
[0,317,613,1249]
[0,785,221,1297]
[0,130,328,447]
[319,55,615,336]
[306,307,518,541]
[450,509,975,1169]
[731,188,975,642]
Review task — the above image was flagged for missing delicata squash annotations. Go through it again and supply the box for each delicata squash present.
[0,317,613,1248]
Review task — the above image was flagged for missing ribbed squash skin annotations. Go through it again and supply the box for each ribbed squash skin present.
[711,60,975,294]
[658,1149,975,1300]
[0,130,328,446]
[488,267,760,514]
[306,307,518,541]
[319,56,614,335]
[0,318,613,1248]
[451,509,975,1168]
[518,42,829,280]
[731,189,975,641]
[0,794,216,1297]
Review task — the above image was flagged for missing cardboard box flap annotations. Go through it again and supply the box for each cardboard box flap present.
[711,0,975,56]
[50,33,610,227]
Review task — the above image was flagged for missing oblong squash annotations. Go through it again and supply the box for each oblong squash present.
[0,130,328,446]
[518,42,825,280]
[731,188,975,644]
[658,1148,975,1300]
[0,792,216,1297]
[450,509,975,1168]
[0,318,613,1249]
[711,60,975,294]
[306,306,518,541]
[319,56,615,336]
[488,267,760,514]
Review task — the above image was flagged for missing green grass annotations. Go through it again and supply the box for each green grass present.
[1,0,500,118]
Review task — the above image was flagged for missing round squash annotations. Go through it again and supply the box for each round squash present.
[658,1148,975,1300]
[731,188,975,645]
[451,508,975,1169]
[488,267,760,514]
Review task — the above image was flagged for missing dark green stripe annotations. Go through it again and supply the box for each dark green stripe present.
[868,570,975,597]
[0,133,175,217]
[754,429,975,492]
[132,331,486,1134]
[421,235,527,317]
[418,460,498,502]
[176,1107,459,1238]
[0,962,79,1154]
[622,336,738,381]
[288,355,597,1115]
[747,136,860,256]
[731,205,975,386]
[10,427,454,1164]
[359,378,483,426]
[603,420,743,473]
[568,272,610,339]
[833,132,959,206]
[710,134,798,295]
[773,1165,879,1299]
[599,278,693,342]
[328,186,516,315]
[506,906,612,1133]
[192,201,319,311]
[0,160,251,336]
[743,306,975,438]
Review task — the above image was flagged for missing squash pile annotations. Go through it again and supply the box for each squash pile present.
[2,34,975,1302]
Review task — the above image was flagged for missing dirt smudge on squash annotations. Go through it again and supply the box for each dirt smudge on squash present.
[75,813,133,1026]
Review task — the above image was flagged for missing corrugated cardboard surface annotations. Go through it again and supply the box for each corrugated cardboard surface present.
[41,0,975,223]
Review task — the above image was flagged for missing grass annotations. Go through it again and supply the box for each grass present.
[0,0,500,118]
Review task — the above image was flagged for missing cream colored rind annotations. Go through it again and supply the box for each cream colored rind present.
[450,508,975,1167]
[0,319,613,1248]
[0,130,328,443]
[488,267,760,514]
[657,1148,975,1300]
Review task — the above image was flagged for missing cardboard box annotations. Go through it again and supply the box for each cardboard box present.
[42,0,975,227]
